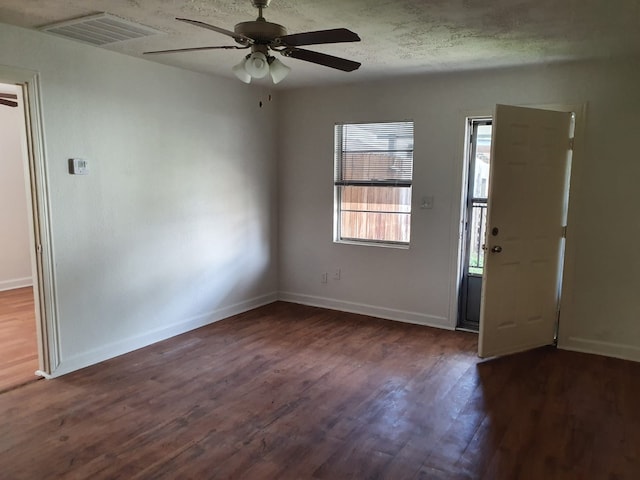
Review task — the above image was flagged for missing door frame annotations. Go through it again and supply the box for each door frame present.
[457,117,492,331]
[449,103,587,347]
[0,66,60,376]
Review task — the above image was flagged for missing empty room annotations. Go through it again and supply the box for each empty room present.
[1,1,639,478]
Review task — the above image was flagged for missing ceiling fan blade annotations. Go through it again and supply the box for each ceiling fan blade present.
[0,93,18,99]
[0,98,18,107]
[144,45,249,55]
[283,48,361,72]
[176,18,253,45]
[276,28,360,47]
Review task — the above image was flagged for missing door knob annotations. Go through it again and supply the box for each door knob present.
[491,245,503,253]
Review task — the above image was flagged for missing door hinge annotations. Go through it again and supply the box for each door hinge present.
[36,244,42,254]
[562,226,567,238]
[568,137,575,150]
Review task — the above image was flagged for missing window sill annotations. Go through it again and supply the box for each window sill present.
[334,239,410,250]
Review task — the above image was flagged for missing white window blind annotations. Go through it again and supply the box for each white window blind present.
[334,122,414,186]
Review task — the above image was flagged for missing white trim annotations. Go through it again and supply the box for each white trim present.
[49,292,278,377]
[0,277,33,291]
[24,73,61,375]
[560,337,640,363]
[335,239,410,250]
[554,103,588,354]
[278,291,452,330]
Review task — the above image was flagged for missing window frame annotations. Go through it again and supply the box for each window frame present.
[333,120,415,248]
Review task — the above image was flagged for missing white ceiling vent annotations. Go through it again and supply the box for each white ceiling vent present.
[40,13,163,46]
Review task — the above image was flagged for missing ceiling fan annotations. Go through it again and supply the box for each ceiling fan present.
[0,93,18,108]
[144,0,361,84]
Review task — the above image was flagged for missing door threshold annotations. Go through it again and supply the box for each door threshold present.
[456,326,479,334]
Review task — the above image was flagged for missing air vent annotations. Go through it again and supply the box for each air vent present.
[40,13,163,46]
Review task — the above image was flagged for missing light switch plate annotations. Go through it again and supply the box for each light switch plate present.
[68,158,89,175]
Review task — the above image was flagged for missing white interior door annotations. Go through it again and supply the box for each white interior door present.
[478,105,572,358]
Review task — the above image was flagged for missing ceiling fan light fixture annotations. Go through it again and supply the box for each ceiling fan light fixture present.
[244,52,269,78]
[269,57,291,84]
[232,58,252,83]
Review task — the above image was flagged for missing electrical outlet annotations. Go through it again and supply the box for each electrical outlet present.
[321,273,328,284]
[333,269,341,280]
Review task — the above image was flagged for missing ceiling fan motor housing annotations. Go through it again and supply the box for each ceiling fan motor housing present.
[251,0,271,8]
[235,20,287,44]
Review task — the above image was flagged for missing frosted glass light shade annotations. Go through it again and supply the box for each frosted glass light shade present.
[244,52,269,78]
[232,59,251,83]
[269,57,291,84]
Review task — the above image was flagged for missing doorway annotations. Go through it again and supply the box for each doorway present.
[0,82,41,391]
[456,105,580,358]
[478,105,575,357]
[457,118,492,332]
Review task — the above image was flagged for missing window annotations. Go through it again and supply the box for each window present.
[334,121,414,246]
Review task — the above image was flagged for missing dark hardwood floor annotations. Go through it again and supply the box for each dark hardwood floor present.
[0,287,40,393]
[1,301,639,479]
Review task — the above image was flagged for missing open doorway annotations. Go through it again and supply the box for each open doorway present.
[478,105,575,357]
[456,104,580,358]
[457,117,492,332]
[0,82,40,391]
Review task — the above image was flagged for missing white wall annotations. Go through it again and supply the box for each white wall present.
[277,58,640,362]
[1,19,637,373]
[0,83,32,291]
[0,23,279,375]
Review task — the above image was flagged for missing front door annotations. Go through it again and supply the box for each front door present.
[478,105,573,358]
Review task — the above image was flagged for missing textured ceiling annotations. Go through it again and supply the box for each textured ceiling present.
[1,0,639,87]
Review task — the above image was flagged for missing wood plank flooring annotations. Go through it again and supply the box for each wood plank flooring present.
[1,301,639,479]
[0,287,39,392]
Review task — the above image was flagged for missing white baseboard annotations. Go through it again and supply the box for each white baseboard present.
[560,336,640,363]
[50,292,278,377]
[0,277,33,292]
[278,291,452,330]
